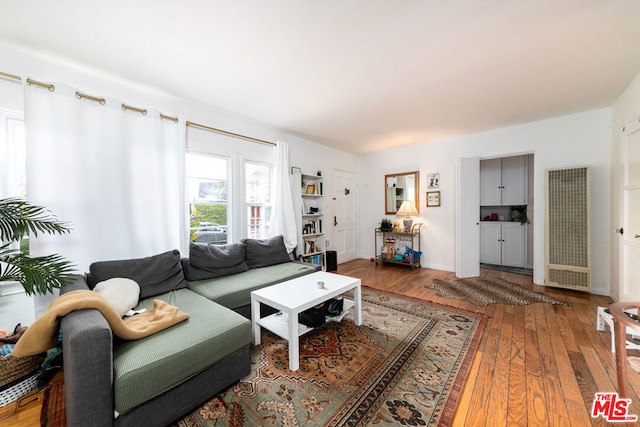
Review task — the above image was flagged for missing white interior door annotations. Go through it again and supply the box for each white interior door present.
[333,170,358,264]
[621,121,640,300]
[456,157,480,277]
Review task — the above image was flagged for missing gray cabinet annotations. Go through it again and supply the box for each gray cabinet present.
[480,222,527,267]
[480,155,528,206]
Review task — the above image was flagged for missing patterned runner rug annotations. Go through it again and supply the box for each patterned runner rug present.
[174,288,486,426]
[428,277,570,306]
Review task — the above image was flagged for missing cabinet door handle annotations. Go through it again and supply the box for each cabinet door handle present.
[334,216,338,226]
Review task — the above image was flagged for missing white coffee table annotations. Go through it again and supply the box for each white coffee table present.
[251,271,362,371]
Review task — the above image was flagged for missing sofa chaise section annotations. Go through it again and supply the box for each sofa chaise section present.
[60,250,253,427]
[112,288,251,416]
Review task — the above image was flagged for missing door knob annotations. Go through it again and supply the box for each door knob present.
[616,227,624,235]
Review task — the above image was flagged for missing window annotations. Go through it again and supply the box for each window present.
[245,162,271,239]
[1,114,26,198]
[186,153,229,245]
[1,113,26,252]
[185,129,273,246]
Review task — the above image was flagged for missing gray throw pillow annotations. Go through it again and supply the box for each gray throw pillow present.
[87,250,188,299]
[242,235,290,269]
[186,242,249,279]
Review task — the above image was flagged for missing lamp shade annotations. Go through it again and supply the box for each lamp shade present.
[397,200,418,217]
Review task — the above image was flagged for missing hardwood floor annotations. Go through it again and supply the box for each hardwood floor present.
[0,377,53,427]
[1,259,636,426]
[336,259,639,426]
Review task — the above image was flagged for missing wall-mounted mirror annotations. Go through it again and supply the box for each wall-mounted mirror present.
[385,171,419,214]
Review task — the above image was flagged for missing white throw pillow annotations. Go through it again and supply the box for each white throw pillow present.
[93,278,140,317]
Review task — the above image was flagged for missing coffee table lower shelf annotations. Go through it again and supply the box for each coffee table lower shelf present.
[256,299,355,340]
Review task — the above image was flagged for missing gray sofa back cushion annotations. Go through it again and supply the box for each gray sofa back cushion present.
[241,235,290,269]
[86,249,188,299]
[184,243,249,280]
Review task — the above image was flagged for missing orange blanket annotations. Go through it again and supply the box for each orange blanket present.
[12,290,189,357]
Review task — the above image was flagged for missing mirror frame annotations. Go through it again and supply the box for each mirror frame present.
[384,171,420,215]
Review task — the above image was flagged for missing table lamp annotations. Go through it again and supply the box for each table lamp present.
[397,200,418,232]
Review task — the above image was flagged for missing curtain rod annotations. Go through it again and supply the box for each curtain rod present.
[0,71,21,82]
[186,120,275,146]
[1,70,273,145]
[1,70,178,121]
[0,72,54,91]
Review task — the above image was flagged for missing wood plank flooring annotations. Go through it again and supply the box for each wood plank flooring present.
[1,259,637,426]
[336,259,640,426]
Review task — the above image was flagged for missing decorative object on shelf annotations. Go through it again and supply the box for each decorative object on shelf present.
[0,197,76,295]
[405,247,422,262]
[380,218,393,231]
[396,200,419,232]
[509,205,529,224]
[426,191,441,207]
[427,173,440,189]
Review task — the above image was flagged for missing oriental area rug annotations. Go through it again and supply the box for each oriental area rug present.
[174,288,486,427]
[428,277,569,307]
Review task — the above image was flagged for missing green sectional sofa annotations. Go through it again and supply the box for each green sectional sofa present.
[60,236,318,427]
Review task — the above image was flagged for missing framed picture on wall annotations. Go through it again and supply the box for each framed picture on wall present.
[426,191,440,207]
[427,173,440,189]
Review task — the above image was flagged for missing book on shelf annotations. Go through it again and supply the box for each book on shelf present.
[304,239,319,254]
[301,253,323,265]
[303,219,322,234]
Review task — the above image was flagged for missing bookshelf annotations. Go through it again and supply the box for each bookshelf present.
[291,171,326,269]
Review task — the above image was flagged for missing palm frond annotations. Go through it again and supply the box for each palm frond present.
[0,250,76,295]
[0,197,72,242]
[1,197,75,295]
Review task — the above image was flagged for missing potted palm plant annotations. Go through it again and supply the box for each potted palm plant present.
[0,197,76,295]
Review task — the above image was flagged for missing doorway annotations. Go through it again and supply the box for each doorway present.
[457,153,535,278]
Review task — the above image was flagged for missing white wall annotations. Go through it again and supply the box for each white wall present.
[359,108,612,295]
[610,72,640,301]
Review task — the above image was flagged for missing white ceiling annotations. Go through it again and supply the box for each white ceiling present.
[1,1,640,154]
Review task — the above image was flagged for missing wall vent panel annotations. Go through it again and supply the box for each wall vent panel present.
[545,167,591,292]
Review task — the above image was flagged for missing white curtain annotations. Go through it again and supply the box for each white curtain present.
[270,141,297,252]
[25,81,186,273]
